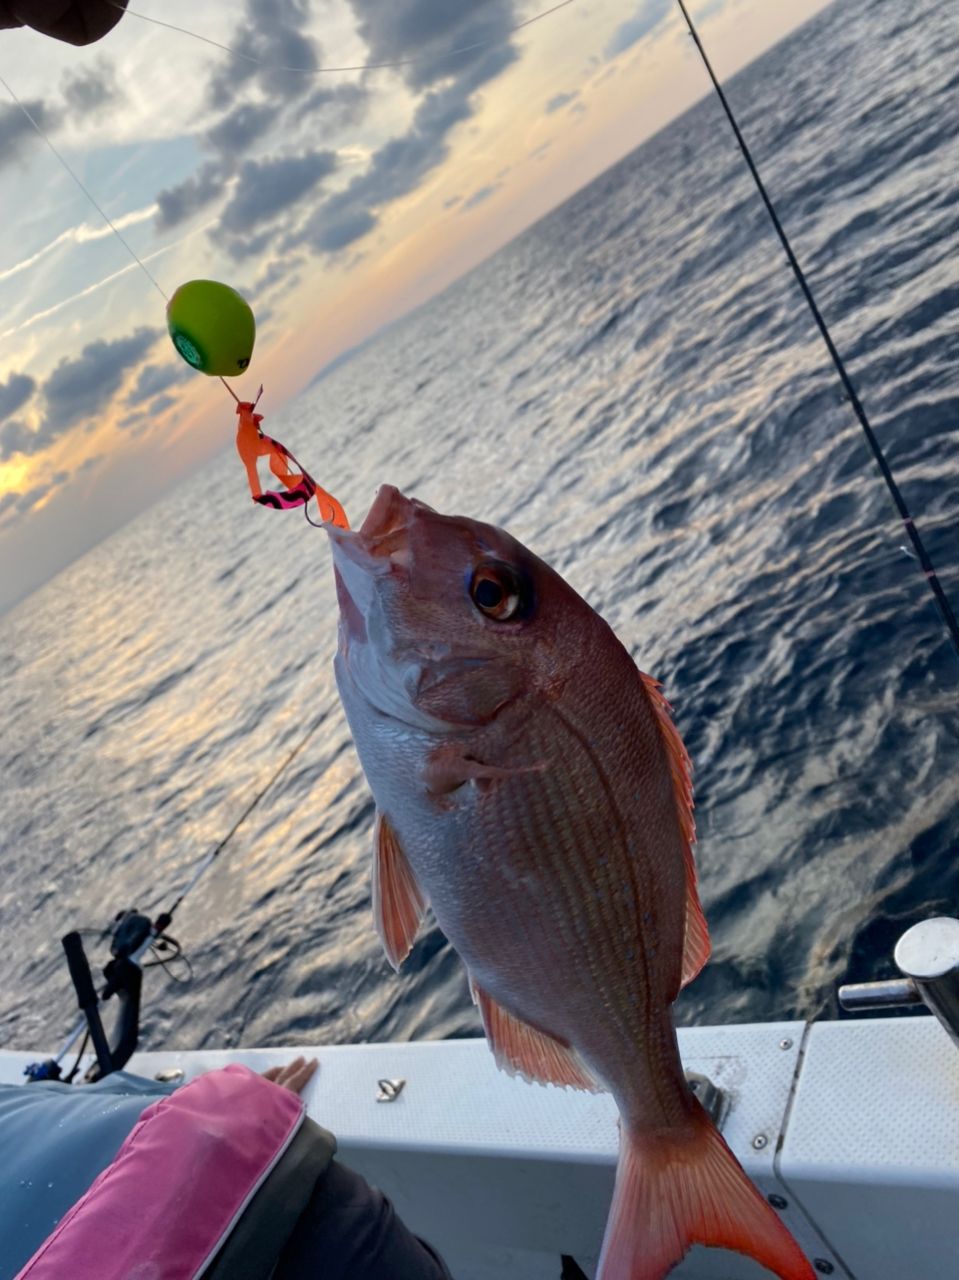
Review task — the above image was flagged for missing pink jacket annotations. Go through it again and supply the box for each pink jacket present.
[15,1064,304,1280]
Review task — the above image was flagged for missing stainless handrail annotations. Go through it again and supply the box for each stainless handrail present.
[838,917,959,1048]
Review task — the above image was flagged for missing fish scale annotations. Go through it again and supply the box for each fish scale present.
[511,706,662,1060]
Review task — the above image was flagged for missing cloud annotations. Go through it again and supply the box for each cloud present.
[219,150,338,234]
[156,2,368,247]
[202,25,368,154]
[206,102,278,155]
[0,491,18,526]
[13,480,53,515]
[129,362,190,402]
[0,472,64,531]
[350,0,517,92]
[0,206,157,289]
[0,99,60,171]
[605,0,671,58]
[156,160,231,231]
[254,255,303,295]
[0,372,36,420]
[148,393,175,415]
[545,90,579,114]
[291,0,522,257]
[0,419,33,462]
[460,182,500,212]
[298,83,369,131]
[529,139,552,161]
[43,328,157,429]
[220,226,275,262]
[300,199,376,254]
[206,0,322,112]
[0,248,171,343]
[443,194,461,208]
[37,328,158,448]
[117,409,147,432]
[60,62,121,119]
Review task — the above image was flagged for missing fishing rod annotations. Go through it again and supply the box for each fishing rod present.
[675,0,959,663]
[27,706,329,1084]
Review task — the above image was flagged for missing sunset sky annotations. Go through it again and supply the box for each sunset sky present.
[0,0,832,611]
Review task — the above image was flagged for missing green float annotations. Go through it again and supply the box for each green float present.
[166,280,255,378]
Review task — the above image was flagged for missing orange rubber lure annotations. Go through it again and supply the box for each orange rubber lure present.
[234,396,348,529]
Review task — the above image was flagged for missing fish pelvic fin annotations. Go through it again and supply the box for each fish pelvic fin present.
[472,983,601,1092]
[372,812,429,971]
[639,671,710,989]
[598,1102,814,1280]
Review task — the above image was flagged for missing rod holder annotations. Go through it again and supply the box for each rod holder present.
[61,931,113,1076]
[838,918,959,1048]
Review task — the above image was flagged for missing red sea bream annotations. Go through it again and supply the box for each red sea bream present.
[328,485,814,1280]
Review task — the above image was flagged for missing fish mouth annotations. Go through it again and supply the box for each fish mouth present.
[327,485,415,648]
[328,486,449,733]
[327,484,414,565]
[359,484,414,546]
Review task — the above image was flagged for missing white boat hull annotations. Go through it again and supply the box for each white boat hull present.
[3,1016,956,1278]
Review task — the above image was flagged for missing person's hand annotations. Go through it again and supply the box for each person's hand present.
[0,0,128,45]
[261,1055,319,1096]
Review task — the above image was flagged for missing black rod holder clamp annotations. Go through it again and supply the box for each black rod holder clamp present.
[61,931,113,1077]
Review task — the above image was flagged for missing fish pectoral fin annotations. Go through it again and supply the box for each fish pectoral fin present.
[471,982,600,1092]
[423,744,542,797]
[372,812,429,971]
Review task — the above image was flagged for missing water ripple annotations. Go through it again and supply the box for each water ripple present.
[0,0,957,1053]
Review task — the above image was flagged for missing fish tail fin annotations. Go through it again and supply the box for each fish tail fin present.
[598,1105,814,1280]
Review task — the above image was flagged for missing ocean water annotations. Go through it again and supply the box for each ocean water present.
[1,0,957,1056]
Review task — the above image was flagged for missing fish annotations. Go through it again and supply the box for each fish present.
[327,484,814,1280]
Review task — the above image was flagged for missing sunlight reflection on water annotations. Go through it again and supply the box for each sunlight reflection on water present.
[1,0,958,1053]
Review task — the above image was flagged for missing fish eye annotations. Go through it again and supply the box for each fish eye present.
[469,562,526,621]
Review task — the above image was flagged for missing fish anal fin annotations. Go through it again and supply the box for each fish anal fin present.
[639,670,711,989]
[472,984,600,1092]
[372,812,428,972]
[681,888,711,989]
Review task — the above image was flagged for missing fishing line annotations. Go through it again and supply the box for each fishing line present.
[157,705,330,927]
[675,0,959,662]
[0,72,336,958]
[0,73,169,304]
[0,74,252,423]
[1,45,341,909]
[50,705,330,1065]
[107,0,576,75]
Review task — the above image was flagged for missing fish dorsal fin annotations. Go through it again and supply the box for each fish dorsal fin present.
[639,671,711,989]
[471,982,600,1092]
[372,812,429,972]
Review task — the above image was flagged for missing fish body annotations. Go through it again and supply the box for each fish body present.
[328,485,813,1280]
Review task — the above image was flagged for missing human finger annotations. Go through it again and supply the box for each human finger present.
[273,1056,318,1095]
